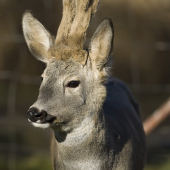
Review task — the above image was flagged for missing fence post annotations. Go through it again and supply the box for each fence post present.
[143,98,170,136]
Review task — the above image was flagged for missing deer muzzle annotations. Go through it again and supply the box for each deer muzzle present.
[27,107,56,123]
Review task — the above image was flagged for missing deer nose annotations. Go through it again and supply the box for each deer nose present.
[27,107,47,122]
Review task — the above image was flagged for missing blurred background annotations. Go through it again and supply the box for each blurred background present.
[0,0,170,169]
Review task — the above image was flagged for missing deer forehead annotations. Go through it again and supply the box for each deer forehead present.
[43,58,89,80]
[48,47,88,65]
[43,57,104,85]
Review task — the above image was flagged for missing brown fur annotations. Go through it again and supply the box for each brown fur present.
[48,46,88,65]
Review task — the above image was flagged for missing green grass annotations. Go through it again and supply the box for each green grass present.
[0,154,52,170]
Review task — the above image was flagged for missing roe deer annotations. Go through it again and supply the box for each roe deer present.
[23,0,146,169]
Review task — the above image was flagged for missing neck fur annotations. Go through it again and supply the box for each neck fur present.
[55,110,104,147]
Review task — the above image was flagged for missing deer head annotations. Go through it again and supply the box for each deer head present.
[23,0,114,134]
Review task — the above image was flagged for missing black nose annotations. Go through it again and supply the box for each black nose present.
[27,107,47,122]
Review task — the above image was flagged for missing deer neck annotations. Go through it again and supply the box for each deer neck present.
[54,110,105,147]
[52,110,108,170]
[52,109,107,155]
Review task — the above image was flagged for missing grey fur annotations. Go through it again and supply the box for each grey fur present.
[22,0,146,169]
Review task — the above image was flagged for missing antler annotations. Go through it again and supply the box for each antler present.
[55,0,100,50]
[55,0,76,45]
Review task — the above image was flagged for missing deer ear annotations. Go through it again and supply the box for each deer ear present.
[89,18,114,70]
[22,11,54,62]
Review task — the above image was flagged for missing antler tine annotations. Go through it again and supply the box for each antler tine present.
[55,0,76,45]
[55,0,100,50]
[69,0,100,49]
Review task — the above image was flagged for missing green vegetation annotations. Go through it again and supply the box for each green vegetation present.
[16,155,52,170]
[0,154,52,170]
[1,153,170,170]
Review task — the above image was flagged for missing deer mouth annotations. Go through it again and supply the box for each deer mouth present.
[27,108,56,128]
[28,115,56,129]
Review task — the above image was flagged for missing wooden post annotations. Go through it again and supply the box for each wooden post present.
[143,98,170,136]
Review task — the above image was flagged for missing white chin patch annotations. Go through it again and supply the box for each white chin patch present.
[32,122,50,129]
[28,119,50,129]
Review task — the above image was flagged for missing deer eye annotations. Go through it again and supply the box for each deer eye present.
[40,77,43,81]
[66,80,80,88]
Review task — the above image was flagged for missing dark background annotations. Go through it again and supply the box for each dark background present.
[0,0,170,169]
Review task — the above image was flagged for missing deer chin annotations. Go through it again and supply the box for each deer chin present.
[28,119,50,128]
[32,122,51,129]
